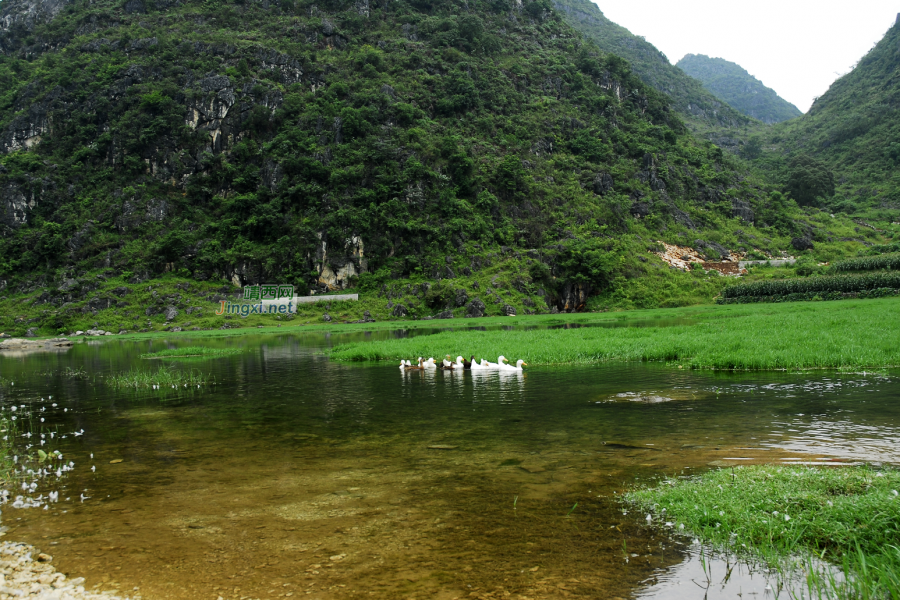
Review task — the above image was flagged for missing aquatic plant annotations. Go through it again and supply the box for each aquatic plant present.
[0,396,76,510]
[140,346,241,359]
[328,297,900,370]
[105,366,213,389]
[626,465,900,600]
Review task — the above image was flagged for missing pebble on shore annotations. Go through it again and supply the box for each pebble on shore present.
[0,541,134,600]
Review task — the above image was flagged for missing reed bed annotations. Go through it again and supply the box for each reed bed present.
[329,298,900,370]
[105,366,213,388]
[140,346,241,359]
[627,465,900,599]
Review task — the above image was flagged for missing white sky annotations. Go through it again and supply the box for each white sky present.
[594,0,899,113]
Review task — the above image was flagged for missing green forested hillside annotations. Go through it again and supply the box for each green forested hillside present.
[677,54,802,124]
[0,0,876,334]
[752,20,900,215]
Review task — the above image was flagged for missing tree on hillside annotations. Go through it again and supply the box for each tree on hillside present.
[784,154,835,206]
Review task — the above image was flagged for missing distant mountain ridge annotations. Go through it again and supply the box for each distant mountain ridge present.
[551,0,753,130]
[677,54,802,124]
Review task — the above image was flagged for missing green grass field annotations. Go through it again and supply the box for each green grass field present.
[627,465,900,599]
[328,297,900,370]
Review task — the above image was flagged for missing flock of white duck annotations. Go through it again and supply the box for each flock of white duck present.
[400,355,527,371]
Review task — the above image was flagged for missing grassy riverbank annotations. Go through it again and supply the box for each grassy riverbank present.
[626,465,900,598]
[328,297,900,370]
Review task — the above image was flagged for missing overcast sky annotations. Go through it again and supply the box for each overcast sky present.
[595,0,898,113]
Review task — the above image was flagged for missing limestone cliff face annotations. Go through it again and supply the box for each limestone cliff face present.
[0,0,71,53]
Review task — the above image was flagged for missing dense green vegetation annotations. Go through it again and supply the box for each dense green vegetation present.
[329,297,900,370]
[627,465,900,599]
[0,0,894,327]
[676,54,802,124]
[0,0,783,301]
[752,19,900,216]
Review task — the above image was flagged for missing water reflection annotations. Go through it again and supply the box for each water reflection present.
[0,333,897,600]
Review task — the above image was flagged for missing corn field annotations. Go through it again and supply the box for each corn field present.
[833,253,900,272]
[722,272,900,299]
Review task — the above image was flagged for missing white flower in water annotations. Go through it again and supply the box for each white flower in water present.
[11,417,15,421]
[21,482,27,491]
[91,466,95,473]
[90,454,93,460]
[784,514,791,522]
[40,418,44,423]
[10,407,15,412]
[52,403,57,407]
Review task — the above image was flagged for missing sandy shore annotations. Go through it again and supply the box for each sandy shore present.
[0,540,134,600]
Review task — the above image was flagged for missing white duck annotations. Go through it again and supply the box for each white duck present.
[399,360,409,370]
[500,358,527,371]
[470,357,485,370]
[424,357,438,369]
[455,356,465,369]
[481,357,500,369]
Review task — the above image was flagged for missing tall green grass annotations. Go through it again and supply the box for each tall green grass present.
[140,346,241,359]
[626,465,900,600]
[328,298,900,370]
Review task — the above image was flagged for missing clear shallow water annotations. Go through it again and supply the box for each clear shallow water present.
[0,330,897,599]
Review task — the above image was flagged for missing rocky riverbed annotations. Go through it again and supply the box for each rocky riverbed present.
[0,540,133,599]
